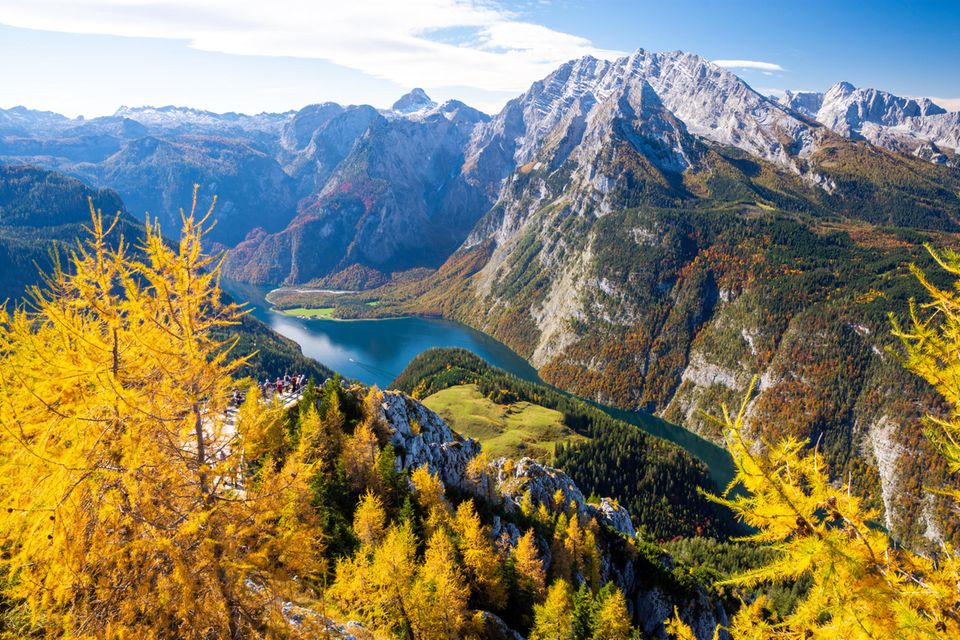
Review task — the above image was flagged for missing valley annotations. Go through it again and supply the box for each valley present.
[223,278,736,487]
[5,46,959,548]
[2,29,960,637]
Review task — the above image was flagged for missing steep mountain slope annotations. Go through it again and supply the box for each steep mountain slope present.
[276,102,381,194]
[222,94,494,284]
[274,53,960,549]
[452,146,958,546]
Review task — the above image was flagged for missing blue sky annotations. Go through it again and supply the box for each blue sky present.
[0,0,957,117]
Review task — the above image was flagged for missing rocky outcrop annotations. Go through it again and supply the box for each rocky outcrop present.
[489,457,637,538]
[371,388,724,638]
[378,389,482,492]
[375,389,637,536]
[865,415,907,532]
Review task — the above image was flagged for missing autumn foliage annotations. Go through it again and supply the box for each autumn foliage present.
[0,194,326,638]
[0,192,644,638]
[667,245,960,638]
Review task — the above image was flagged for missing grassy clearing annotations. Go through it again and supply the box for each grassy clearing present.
[278,307,336,319]
[422,384,586,461]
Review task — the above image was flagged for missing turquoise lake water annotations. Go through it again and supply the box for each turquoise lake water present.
[222,280,735,488]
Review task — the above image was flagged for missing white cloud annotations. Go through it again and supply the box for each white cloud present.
[712,59,784,72]
[0,0,625,94]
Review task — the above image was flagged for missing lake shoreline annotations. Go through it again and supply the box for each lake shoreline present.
[222,278,735,488]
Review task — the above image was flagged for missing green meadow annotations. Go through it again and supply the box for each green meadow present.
[422,383,586,461]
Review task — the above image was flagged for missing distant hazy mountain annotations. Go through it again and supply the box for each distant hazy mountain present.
[0,106,300,245]
[223,91,493,284]
[779,82,960,164]
[391,87,437,114]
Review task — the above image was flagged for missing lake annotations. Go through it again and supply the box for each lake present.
[222,280,735,488]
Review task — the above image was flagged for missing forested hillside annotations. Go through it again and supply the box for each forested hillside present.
[0,164,134,300]
[393,348,739,540]
[277,138,960,548]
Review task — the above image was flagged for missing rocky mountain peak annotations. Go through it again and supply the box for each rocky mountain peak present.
[776,81,958,157]
[780,89,825,119]
[391,88,437,114]
[610,49,816,170]
[830,80,857,95]
[575,77,697,174]
[818,81,948,138]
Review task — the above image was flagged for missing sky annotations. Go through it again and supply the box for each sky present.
[0,0,957,118]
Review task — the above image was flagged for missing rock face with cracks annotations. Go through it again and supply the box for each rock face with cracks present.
[372,388,727,639]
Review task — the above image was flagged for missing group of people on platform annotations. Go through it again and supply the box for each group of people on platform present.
[262,372,308,398]
[227,372,309,407]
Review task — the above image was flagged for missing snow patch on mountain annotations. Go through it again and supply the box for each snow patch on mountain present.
[391,88,437,114]
[779,82,960,156]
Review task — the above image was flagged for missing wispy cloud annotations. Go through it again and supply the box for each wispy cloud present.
[0,0,625,94]
[712,59,784,72]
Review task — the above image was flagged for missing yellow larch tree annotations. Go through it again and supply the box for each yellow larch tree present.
[329,521,419,637]
[0,192,325,639]
[513,528,547,600]
[296,402,327,465]
[453,499,508,610]
[590,589,633,640]
[410,530,470,639]
[410,463,452,536]
[237,380,286,463]
[894,245,960,505]
[341,418,381,492]
[321,385,346,439]
[529,579,575,640]
[353,490,387,548]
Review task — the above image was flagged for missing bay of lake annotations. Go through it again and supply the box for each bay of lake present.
[222,279,734,488]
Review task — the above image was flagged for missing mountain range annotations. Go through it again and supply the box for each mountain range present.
[779,81,960,163]
[2,46,960,550]
[1,48,957,283]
